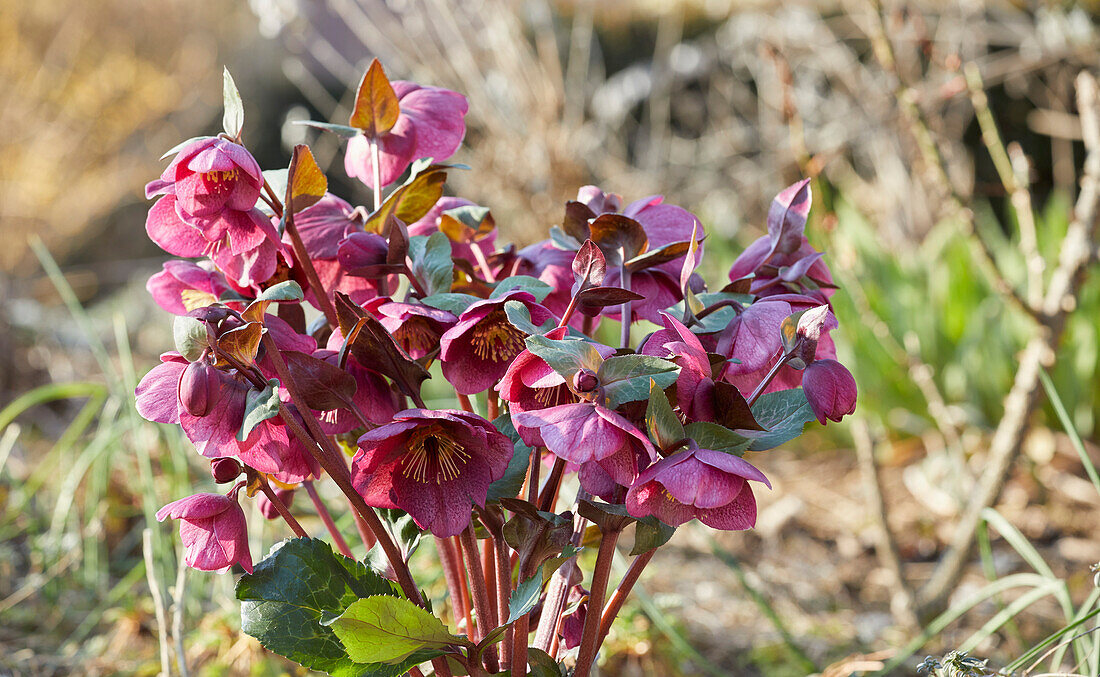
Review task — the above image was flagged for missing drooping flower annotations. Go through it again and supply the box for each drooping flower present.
[513,402,657,493]
[625,448,770,530]
[559,585,589,650]
[135,352,318,484]
[345,81,469,189]
[147,260,230,315]
[802,359,857,424]
[440,291,555,395]
[145,137,282,287]
[497,327,615,445]
[364,297,458,361]
[351,409,513,537]
[312,344,400,434]
[728,180,833,301]
[156,488,253,573]
[641,312,716,422]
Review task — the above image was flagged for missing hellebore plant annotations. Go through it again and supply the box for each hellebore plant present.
[138,62,856,676]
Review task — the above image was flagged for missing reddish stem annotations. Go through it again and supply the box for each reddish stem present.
[459,527,500,673]
[303,481,353,558]
[435,536,468,629]
[596,549,656,649]
[573,528,623,676]
[747,349,795,406]
[452,535,476,639]
[537,458,566,513]
[279,197,339,329]
[255,475,307,538]
[260,334,423,607]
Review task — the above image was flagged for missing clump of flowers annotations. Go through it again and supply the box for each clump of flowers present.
[138,63,855,676]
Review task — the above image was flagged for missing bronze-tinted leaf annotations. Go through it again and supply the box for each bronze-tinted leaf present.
[721,276,754,295]
[589,214,647,266]
[571,239,606,289]
[349,58,400,137]
[282,351,357,411]
[439,205,494,244]
[333,292,429,399]
[218,322,263,366]
[713,380,766,431]
[385,214,409,265]
[562,201,596,243]
[286,145,328,214]
[624,240,691,273]
[363,164,450,235]
[575,286,645,316]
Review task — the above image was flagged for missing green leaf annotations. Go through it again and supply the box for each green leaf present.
[294,120,363,138]
[222,67,244,138]
[420,292,480,316]
[632,516,676,555]
[503,301,557,336]
[256,280,304,303]
[172,315,208,362]
[748,388,816,451]
[548,225,583,252]
[238,379,281,441]
[524,333,604,379]
[236,538,410,677]
[599,355,678,409]
[408,233,455,297]
[487,415,531,503]
[324,595,462,664]
[527,647,564,676]
[684,421,751,455]
[490,275,553,303]
[508,573,544,624]
[645,379,685,450]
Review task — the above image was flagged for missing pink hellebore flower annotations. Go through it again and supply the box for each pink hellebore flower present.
[440,291,555,395]
[345,81,469,189]
[146,137,282,287]
[147,260,230,315]
[578,186,704,323]
[513,402,657,494]
[351,409,513,538]
[156,489,253,573]
[802,359,857,424]
[625,448,771,531]
[364,297,458,361]
[728,179,833,300]
[642,312,715,422]
[497,327,615,445]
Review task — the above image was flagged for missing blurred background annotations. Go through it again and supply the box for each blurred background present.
[5,0,1100,674]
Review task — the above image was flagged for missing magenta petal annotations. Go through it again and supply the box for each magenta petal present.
[697,484,757,531]
[802,359,857,424]
[146,197,208,258]
[400,86,468,166]
[658,454,745,509]
[135,356,187,424]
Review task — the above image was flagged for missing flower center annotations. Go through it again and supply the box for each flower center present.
[201,168,241,197]
[402,425,471,484]
[470,309,526,362]
[394,317,436,357]
[534,384,574,407]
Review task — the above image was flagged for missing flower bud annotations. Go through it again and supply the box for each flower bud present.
[179,360,223,417]
[572,368,599,393]
[337,232,389,274]
[802,359,857,425]
[210,458,243,484]
[789,305,835,369]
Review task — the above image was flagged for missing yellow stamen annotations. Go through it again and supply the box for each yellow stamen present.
[470,309,526,361]
[394,317,435,356]
[401,425,472,484]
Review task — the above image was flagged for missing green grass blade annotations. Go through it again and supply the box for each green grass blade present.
[1040,368,1100,496]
